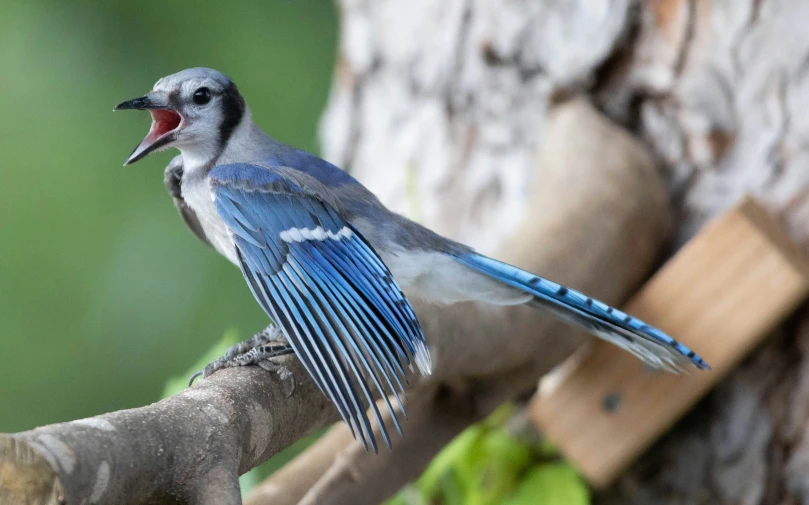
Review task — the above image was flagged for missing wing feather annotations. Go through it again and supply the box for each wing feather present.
[304,245,409,393]
[317,241,413,364]
[295,244,407,426]
[287,254,393,448]
[210,163,429,450]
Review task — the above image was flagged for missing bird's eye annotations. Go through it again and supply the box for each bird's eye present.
[192,87,211,105]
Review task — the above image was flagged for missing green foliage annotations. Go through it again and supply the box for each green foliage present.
[385,405,590,505]
[503,465,589,505]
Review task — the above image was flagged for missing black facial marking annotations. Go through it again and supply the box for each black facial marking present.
[167,90,182,110]
[219,80,246,148]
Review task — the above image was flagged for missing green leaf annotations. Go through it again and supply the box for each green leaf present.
[482,403,516,429]
[414,405,538,505]
[482,430,532,471]
[536,437,561,460]
[474,430,534,503]
[504,463,589,505]
[419,424,485,497]
[384,402,591,505]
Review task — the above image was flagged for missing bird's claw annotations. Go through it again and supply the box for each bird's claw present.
[188,358,227,386]
[257,359,296,397]
[187,327,295,392]
[188,370,204,387]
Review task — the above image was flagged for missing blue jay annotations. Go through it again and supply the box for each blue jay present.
[115,68,709,452]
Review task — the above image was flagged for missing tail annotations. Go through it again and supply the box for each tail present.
[455,253,710,372]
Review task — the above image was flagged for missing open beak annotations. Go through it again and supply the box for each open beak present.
[114,93,183,165]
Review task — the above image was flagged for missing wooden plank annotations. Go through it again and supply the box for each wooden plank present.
[531,196,809,488]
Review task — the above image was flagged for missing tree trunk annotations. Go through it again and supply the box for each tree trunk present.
[317,0,809,503]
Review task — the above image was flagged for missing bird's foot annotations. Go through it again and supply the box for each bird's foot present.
[222,324,287,360]
[189,326,295,395]
[255,351,296,397]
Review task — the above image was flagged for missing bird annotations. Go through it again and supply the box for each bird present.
[115,67,710,452]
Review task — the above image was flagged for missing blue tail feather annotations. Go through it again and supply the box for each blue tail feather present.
[456,254,710,371]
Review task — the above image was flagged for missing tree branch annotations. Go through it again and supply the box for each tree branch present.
[0,359,335,505]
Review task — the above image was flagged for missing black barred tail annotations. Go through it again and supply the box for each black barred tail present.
[456,254,710,372]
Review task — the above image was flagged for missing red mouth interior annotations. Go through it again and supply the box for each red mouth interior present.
[146,109,182,143]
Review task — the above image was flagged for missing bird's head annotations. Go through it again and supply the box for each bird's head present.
[114,67,246,166]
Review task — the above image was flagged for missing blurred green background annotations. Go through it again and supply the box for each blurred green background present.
[0,0,337,432]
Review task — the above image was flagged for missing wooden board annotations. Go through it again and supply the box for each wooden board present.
[531,196,809,488]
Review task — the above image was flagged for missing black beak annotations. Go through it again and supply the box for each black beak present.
[113,94,170,111]
[114,92,182,165]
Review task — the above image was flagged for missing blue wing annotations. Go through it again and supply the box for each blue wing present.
[210,163,430,452]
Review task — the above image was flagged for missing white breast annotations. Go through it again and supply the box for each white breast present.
[181,174,240,265]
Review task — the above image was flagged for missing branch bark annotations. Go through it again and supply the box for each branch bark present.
[0,360,335,505]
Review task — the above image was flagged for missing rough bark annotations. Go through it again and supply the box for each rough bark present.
[0,359,335,505]
[282,1,809,505]
[596,1,809,503]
